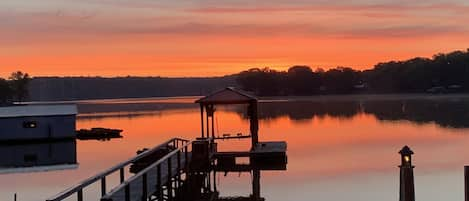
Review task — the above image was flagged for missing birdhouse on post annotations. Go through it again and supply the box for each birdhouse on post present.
[399,145,415,201]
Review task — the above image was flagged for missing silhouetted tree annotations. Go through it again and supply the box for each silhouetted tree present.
[9,71,31,102]
[0,78,12,104]
[321,67,361,94]
[236,68,285,96]
[286,66,321,95]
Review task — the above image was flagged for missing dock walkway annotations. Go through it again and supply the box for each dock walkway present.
[101,151,191,201]
[46,138,191,201]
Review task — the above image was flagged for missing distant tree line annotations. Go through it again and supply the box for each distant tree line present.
[4,48,469,102]
[237,49,469,96]
[28,76,237,101]
[0,71,31,104]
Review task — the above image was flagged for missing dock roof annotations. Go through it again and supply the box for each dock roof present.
[195,87,257,105]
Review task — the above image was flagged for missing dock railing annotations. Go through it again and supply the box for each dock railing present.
[46,138,190,201]
[100,138,193,201]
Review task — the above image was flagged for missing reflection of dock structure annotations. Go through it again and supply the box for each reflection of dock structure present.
[47,88,287,201]
[0,140,78,174]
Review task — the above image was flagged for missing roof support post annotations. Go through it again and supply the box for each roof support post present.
[211,105,215,140]
[249,100,259,148]
[206,105,210,139]
[200,104,204,138]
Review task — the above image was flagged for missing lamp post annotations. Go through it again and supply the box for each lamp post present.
[399,145,415,201]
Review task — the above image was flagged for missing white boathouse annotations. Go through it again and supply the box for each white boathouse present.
[0,104,77,141]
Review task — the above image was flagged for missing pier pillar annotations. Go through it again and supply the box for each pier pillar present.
[252,170,261,200]
[465,166,469,201]
[249,100,259,148]
[200,105,204,138]
[399,145,415,201]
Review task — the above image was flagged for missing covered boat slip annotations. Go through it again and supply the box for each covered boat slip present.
[0,104,77,141]
[196,87,287,168]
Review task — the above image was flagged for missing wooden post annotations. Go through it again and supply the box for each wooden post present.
[249,101,259,148]
[213,170,217,192]
[157,165,162,201]
[211,105,215,139]
[101,177,107,196]
[206,106,210,139]
[120,168,125,184]
[142,173,148,201]
[399,146,415,201]
[77,189,83,201]
[465,166,469,201]
[184,146,189,171]
[177,150,181,172]
[125,184,130,201]
[168,157,173,201]
[252,170,261,200]
[200,104,204,138]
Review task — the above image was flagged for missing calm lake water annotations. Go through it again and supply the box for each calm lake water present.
[2,95,469,201]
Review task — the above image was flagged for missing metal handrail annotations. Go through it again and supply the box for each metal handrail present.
[46,138,189,201]
[101,139,193,201]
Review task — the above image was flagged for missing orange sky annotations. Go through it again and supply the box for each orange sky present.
[1,0,469,77]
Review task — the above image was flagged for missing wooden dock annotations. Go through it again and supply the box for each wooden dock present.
[45,138,191,201]
[47,88,289,201]
[101,151,190,201]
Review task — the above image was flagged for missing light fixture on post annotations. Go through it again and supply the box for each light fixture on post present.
[399,145,415,201]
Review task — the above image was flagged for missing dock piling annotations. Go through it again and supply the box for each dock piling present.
[77,189,83,201]
[101,177,106,196]
[142,173,147,201]
[120,168,125,184]
[465,166,469,201]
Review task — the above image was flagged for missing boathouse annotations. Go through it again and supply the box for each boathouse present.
[0,104,77,141]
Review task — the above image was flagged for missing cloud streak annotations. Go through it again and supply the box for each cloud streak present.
[188,3,469,15]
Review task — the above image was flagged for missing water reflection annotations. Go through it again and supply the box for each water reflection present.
[235,99,469,128]
[0,140,78,174]
[3,96,469,201]
[77,97,469,129]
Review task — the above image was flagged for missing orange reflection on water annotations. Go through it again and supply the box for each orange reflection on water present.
[3,101,469,201]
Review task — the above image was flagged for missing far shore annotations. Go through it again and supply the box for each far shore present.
[260,93,469,102]
[19,93,469,105]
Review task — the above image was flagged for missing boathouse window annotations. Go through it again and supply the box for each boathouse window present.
[23,121,37,128]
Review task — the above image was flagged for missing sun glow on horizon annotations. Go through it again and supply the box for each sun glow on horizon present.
[1,0,468,77]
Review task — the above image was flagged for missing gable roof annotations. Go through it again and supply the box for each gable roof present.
[195,87,257,105]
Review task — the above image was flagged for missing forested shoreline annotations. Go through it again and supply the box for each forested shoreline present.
[2,49,468,101]
[237,49,469,95]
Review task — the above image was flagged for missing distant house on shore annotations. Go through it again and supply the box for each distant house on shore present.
[0,104,77,141]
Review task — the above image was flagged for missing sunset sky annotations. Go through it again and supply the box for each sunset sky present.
[1,0,469,77]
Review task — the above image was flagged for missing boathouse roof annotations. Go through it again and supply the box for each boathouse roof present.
[195,87,257,105]
[0,104,77,118]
